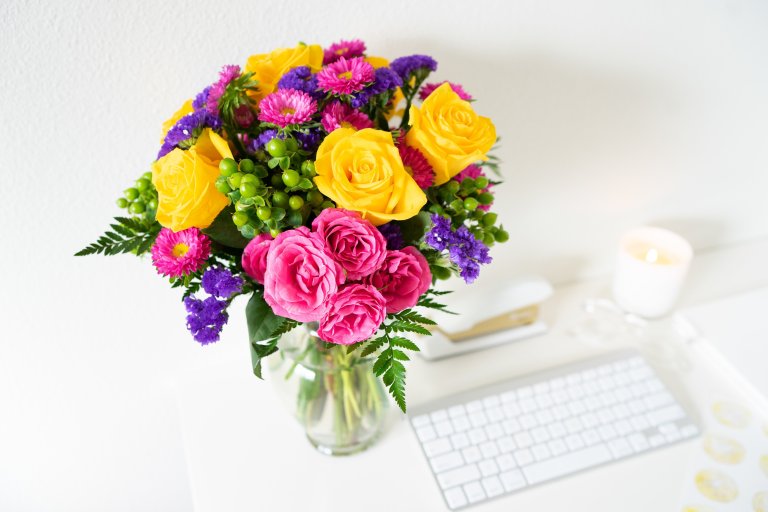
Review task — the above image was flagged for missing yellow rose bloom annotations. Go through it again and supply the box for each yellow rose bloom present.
[406,82,496,185]
[152,128,232,232]
[314,128,426,226]
[365,55,389,69]
[244,44,323,101]
[160,99,193,143]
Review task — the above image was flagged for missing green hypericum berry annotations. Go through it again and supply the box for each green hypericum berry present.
[269,228,281,238]
[240,182,257,198]
[301,160,316,175]
[240,174,260,185]
[432,266,452,280]
[272,191,289,207]
[307,190,323,206]
[288,195,304,210]
[147,198,158,211]
[266,138,287,157]
[285,138,298,152]
[281,169,300,188]
[239,158,255,173]
[142,171,152,181]
[475,176,490,189]
[484,233,495,246]
[124,188,139,201]
[270,174,283,187]
[232,211,249,227]
[256,206,272,221]
[494,229,510,243]
[428,204,444,215]
[461,178,475,190]
[135,178,150,192]
[129,201,146,214]
[320,200,335,209]
[464,197,479,211]
[449,199,464,211]
[215,177,230,194]
[219,158,238,177]
[482,212,498,227]
[116,197,129,208]
[228,172,243,188]
[478,192,494,205]
[445,180,460,195]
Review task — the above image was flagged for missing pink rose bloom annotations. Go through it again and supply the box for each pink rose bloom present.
[241,233,273,284]
[364,247,431,313]
[318,284,387,345]
[263,227,345,322]
[312,208,387,280]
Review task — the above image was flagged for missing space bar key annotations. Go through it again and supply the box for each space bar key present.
[522,445,613,485]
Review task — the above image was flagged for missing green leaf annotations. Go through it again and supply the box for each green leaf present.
[389,321,431,336]
[297,178,313,190]
[249,338,278,379]
[245,290,286,343]
[360,336,387,357]
[203,208,249,249]
[278,157,290,170]
[75,216,160,257]
[268,158,280,169]
[398,211,432,245]
[389,336,420,352]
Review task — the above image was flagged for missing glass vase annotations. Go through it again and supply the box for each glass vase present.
[267,323,389,456]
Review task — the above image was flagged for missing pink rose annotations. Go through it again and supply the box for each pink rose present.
[318,284,387,345]
[263,227,345,322]
[364,247,431,313]
[241,233,273,284]
[311,208,387,280]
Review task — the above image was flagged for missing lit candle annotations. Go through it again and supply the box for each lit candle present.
[612,226,693,318]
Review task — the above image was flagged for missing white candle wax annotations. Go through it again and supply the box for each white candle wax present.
[612,226,693,318]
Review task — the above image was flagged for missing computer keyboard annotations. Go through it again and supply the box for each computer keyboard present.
[408,350,700,510]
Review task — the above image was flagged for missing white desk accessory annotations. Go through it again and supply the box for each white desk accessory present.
[419,276,553,361]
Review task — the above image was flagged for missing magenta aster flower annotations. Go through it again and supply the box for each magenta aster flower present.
[398,143,435,189]
[257,89,317,128]
[151,227,211,277]
[320,101,373,132]
[206,64,241,115]
[323,39,367,65]
[419,81,473,101]
[316,57,375,95]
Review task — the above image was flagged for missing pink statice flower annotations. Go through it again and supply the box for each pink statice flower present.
[257,89,317,128]
[318,284,387,345]
[398,143,435,189]
[312,208,387,280]
[320,101,373,132]
[419,81,473,101]
[206,65,241,115]
[323,39,367,65]
[151,227,211,277]
[316,57,375,95]
[241,233,273,284]
[455,164,494,211]
[364,247,431,313]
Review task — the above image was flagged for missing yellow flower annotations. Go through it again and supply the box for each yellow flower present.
[365,55,389,69]
[160,99,193,143]
[314,128,426,226]
[406,82,496,185]
[244,44,323,101]
[152,128,232,232]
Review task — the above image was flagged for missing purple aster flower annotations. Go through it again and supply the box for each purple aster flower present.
[184,295,229,345]
[295,128,323,150]
[158,109,222,159]
[378,223,404,250]
[389,55,437,82]
[278,66,322,100]
[193,85,211,110]
[252,129,280,151]
[350,67,403,108]
[425,214,492,283]
[201,266,243,299]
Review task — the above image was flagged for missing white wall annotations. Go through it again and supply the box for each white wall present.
[1,0,767,510]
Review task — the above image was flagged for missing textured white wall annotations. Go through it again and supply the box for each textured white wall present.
[2,0,768,510]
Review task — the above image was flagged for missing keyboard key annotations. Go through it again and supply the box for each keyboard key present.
[532,444,552,461]
[452,416,471,432]
[647,405,685,426]
[597,409,616,425]
[486,407,505,423]
[448,405,466,418]
[431,451,464,473]
[548,421,566,439]
[680,424,699,438]
[648,434,665,447]
[480,441,499,459]
[565,417,584,433]
[531,426,550,444]
[423,437,452,457]
[451,432,470,450]
[565,434,585,451]
[500,390,517,403]
[517,386,533,398]
[628,433,649,452]
[485,423,504,440]
[608,438,632,458]
[497,436,516,453]
[535,409,554,425]
[630,415,649,432]
[479,458,499,476]
[582,429,601,446]
[523,445,612,485]
[551,390,569,404]
[434,421,454,438]
[500,469,527,492]
[520,398,538,413]
[482,475,504,497]
[612,403,631,419]
[412,414,431,427]
[581,412,599,429]
[466,400,483,412]
[548,438,567,456]
[514,448,534,466]
[502,403,521,418]
[431,409,449,423]
[598,424,617,441]
[416,425,436,442]
[536,394,553,409]
[502,418,522,435]
[443,487,468,509]
[468,428,487,445]
[534,382,550,394]
[483,395,501,408]
[437,464,481,490]
[496,453,517,471]
[462,446,482,463]
[551,405,571,420]
[463,481,486,503]
[469,411,489,428]
[614,419,633,436]
[514,431,533,448]
[519,414,538,429]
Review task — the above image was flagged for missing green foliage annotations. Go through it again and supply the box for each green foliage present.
[203,208,249,249]
[75,216,160,257]
[246,290,296,378]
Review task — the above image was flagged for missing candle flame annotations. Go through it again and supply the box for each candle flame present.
[645,248,659,264]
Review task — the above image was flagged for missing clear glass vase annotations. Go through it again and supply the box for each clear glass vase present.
[267,323,389,456]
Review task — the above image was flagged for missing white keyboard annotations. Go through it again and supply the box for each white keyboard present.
[408,350,699,510]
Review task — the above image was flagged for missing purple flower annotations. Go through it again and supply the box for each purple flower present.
[295,128,322,150]
[193,85,211,110]
[201,266,243,298]
[378,222,404,250]
[278,66,322,99]
[252,129,280,151]
[350,67,403,108]
[425,215,491,283]
[389,55,437,82]
[158,109,221,159]
[184,295,229,345]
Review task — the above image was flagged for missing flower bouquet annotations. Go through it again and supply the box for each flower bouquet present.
[78,39,507,453]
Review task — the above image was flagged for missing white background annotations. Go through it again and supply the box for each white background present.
[1,0,767,510]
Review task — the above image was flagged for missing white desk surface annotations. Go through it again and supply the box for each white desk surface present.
[173,238,768,512]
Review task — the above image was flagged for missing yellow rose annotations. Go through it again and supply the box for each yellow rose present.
[152,128,232,232]
[406,82,496,185]
[160,99,193,143]
[365,55,389,69]
[244,44,323,101]
[314,128,426,226]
